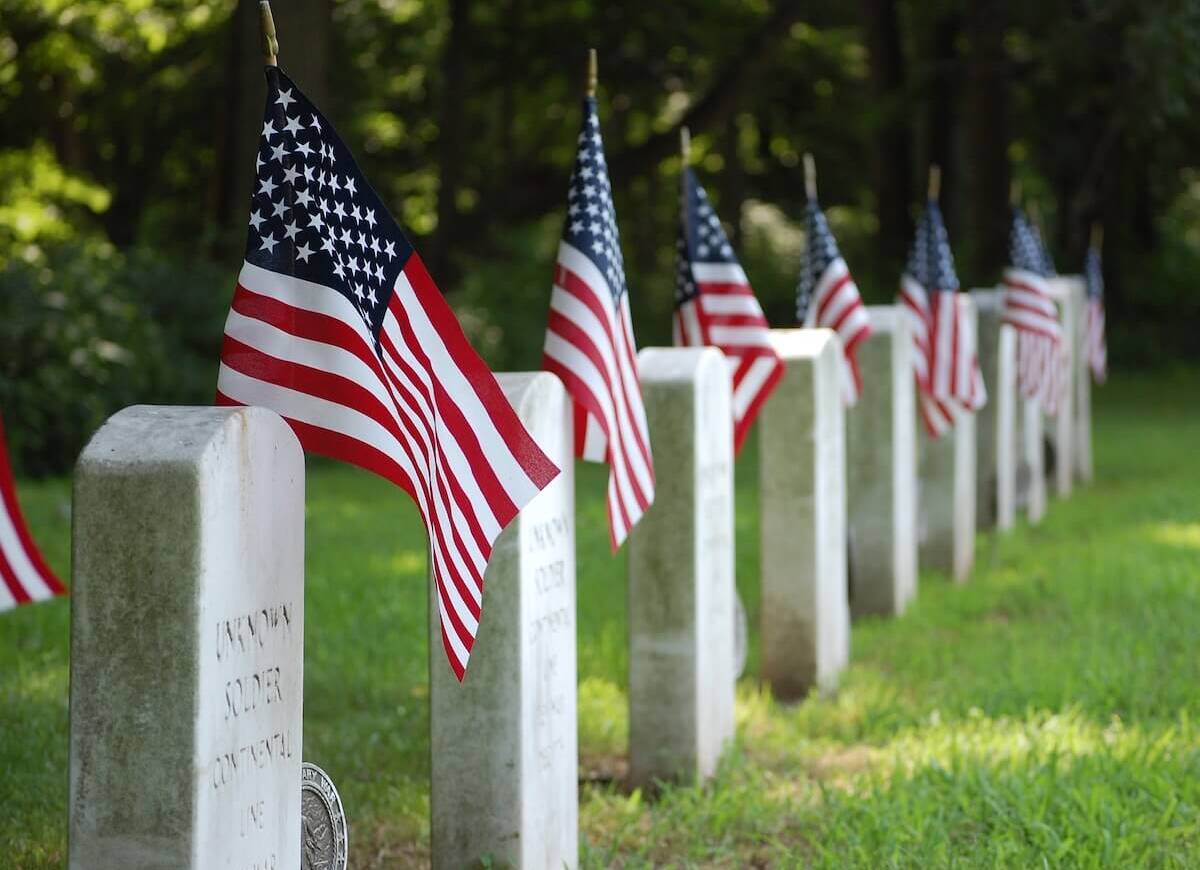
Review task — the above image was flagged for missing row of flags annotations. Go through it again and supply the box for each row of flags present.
[0,60,1109,682]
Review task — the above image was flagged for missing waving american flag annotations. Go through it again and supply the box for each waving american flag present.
[796,193,871,406]
[0,415,66,612]
[216,67,560,681]
[899,195,987,438]
[1002,206,1064,415]
[1084,235,1107,384]
[673,168,783,452]
[541,96,654,550]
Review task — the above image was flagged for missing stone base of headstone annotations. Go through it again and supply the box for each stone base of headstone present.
[846,306,917,618]
[918,296,978,583]
[759,329,849,699]
[70,406,304,870]
[429,372,577,870]
[628,347,735,788]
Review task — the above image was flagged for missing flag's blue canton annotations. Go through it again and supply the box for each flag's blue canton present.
[1009,207,1048,276]
[245,67,414,337]
[674,169,736,304]
[796,196,841,321]
[1031,221,1056,276]
[905,200,959,292]
[1084,245,1104,301]
[563,97,627,302]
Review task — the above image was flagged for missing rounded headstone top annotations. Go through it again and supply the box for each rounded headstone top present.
[768,327,841,361]
[495,371,567,419]
[637,346,727,386]
[75,405,301,473]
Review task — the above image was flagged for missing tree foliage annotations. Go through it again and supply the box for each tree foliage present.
[1,0,1198,471]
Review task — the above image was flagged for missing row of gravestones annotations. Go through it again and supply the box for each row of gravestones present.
[65,282,1092,869]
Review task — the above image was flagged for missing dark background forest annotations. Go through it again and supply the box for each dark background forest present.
[2,0,1198,472]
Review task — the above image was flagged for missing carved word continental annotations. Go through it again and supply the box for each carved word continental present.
[211,728,297,790]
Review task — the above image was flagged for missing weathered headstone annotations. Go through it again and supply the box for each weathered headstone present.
[970,290,1002,529]
[918,295,977,583]
[70,406,304,870]
[845,306,917,617]
[759,329,849,699]
[1070,278,1094,484]
[1046,276,1079,498]
[996,324,1019,530]
[1022,396,1048,523]
[628,347,735,787]
[430,372,577,870]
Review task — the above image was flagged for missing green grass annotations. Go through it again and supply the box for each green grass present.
[2,370,1198,866]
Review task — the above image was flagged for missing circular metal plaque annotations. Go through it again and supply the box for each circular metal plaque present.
[301,762,348,870]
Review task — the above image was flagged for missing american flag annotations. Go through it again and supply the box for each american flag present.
[1084,237,1107,383]
[898,197,987,437]
[0,414,66,612]
[796,193,871,406]
[1002,206,1065,414]
[673,169,783,452]
[541,96,654,550]
[216,67,560,681]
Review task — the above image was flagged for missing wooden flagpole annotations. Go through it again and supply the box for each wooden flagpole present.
[803,153,817,200]
[1090,221,1104,250]
[927,164,942,201]
[586,48,597,98]
[260,1,279,66]
[1010,179,1022,207]
[680,126,691,163]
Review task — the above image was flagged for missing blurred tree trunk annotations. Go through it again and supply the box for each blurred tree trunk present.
[430,0,472,286]
[860,0,913,272]
[718,122,746,248]
[926,11,961,231]
[220,0,331,246]
[964,0,1010,283]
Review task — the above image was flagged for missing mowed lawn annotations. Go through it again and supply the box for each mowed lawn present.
[2,370,1199,867]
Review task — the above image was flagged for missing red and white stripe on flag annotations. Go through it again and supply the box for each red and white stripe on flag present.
[799,257,871,406]
[217,258,560,680]
[673,261,784,452]
[0,416,66,612]
[1003,267,1065,415]
[543,242,655,550]
[900,278,986,438]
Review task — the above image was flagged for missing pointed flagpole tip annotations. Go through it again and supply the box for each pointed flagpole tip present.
[927,164,942,201]
[680,126,691,163]
[1091,221,1104,249]
[586,48,598,98]
[259,1,278,66]
[803,153,817,200]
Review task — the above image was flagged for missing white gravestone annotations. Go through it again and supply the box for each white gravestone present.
[969,290,1000,529]
[996,323,1019,530]
[1022,396,1048,523]
[628,347,735,787]
[1046,277,1077,498]
[70,406,304,870]
[430,372,577,870]
[918,295,977,583]
[758,329,849,699]
[845,307,917,617]
[1069,277,1094,483]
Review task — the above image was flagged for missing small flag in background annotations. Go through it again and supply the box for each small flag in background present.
[674,167,784,452]
[1084,228,1108,384]
[898,179,987,438]
[0,414,66,612]
[541,93,655,550]
[796,180,871,406]
[216,67,560,681]
[1003,206,1065,414]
